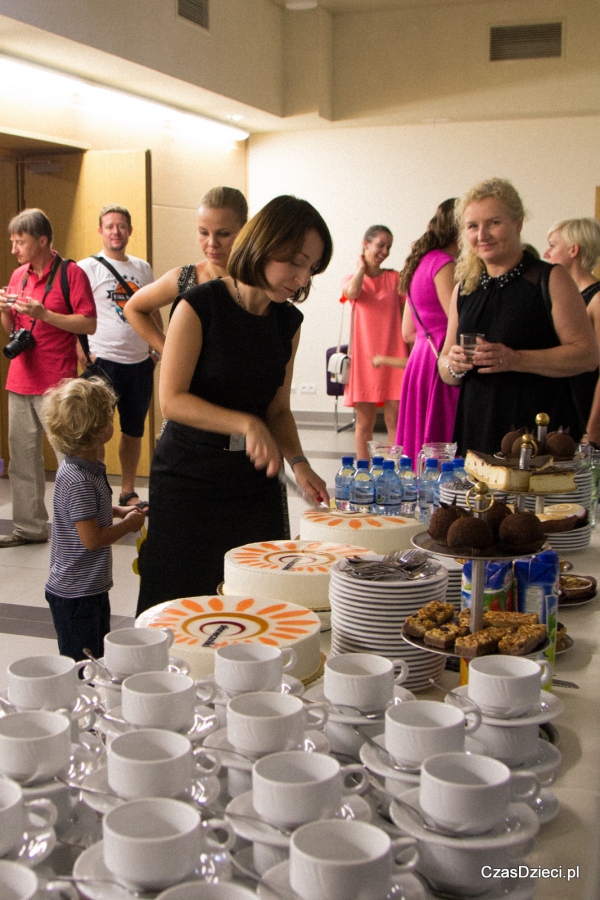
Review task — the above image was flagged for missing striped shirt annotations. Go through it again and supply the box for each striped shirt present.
[46,456,114,598]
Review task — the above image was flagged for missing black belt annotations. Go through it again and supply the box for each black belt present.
[193,429,246,451]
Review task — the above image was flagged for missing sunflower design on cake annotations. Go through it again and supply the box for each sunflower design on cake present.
[299,510,425,555]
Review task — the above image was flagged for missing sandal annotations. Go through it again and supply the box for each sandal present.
[119,492,149,511]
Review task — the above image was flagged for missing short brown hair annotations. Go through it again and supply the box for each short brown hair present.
[228,195,333,303]
[43,377,116,456]
[8,208,53,244]
[99,204,132,227]
[199,187,248,227]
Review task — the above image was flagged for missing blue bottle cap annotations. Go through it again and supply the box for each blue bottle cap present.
[341,456,354,465]
[356,459,369,468]
[400,457,412,467]
[382,459,395,469]
[425,458,439,468]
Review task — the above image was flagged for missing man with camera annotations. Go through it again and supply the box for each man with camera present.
[0,208,96,548]
[77,204,156,511]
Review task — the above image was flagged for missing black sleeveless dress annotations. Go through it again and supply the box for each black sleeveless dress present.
[137,280,303,615]
[453,252,583,456]
[571,282,600,428]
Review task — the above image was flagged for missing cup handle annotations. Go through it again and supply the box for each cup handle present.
[304,702,328,730]
[390,658,409,686]
[281,648,297,674]
[25,797,58,828]
[390,836,419,873]
[510,769,541,802]
[193,746,221,778]
[203,816,236,851]
[74,659,96,685]
[340,763,369,795]
[194,679,217,705]
[538,659,553,688]
[463,706,482,734]
[162,627,175,650]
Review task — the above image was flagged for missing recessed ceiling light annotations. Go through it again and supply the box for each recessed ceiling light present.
[285,1,318,10]
[226,114,244,122]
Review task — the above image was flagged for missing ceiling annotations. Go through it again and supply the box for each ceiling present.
[272,0,512,10]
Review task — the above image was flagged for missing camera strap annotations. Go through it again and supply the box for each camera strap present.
[17,252,63,336]
[91,255,136,298]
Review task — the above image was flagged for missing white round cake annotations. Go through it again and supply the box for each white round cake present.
[223,540,371,609]
[135,595,321,682]
[299,509,425,555]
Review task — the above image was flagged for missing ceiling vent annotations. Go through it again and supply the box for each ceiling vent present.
[490,22,562,61]
[178,0,209,30]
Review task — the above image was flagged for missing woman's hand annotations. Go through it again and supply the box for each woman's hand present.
[446,343,474,376]
[245,417,281,478]
[474,340,513,374]
[293,461,329,506]
[356,252,367,273]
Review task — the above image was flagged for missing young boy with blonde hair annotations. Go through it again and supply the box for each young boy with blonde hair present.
[42,377,146,660]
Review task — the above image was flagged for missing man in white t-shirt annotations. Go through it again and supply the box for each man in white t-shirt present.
[78,205,160,509]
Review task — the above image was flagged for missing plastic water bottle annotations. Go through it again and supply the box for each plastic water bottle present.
[335,456,356,511]
[370,456,385,481]
[399,457,418,517]
[435,460,456,510]
[376,460,403,515]
[418,458,439,525]
[349,459,375,513]
[453,457,468,481]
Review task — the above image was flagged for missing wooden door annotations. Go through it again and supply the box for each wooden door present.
[0,148,153,476]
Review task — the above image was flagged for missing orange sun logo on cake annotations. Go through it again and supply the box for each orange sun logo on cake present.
[229,540,370,572]
[302,510,410,530]
[144,595,318,649]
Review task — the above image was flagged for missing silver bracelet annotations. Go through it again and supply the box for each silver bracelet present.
[447,363,466,380]
[290,455,309,469]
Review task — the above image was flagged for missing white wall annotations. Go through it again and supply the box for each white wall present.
[248,114,600,413]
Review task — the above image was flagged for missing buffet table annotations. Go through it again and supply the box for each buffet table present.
[318,530,600,900]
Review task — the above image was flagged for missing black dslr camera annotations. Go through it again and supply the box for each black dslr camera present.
[3,328,36,359]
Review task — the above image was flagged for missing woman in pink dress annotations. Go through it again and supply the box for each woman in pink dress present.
[342,225,407,460]
[395,199,460,466]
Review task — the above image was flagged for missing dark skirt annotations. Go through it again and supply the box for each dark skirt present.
[136,422,288,616]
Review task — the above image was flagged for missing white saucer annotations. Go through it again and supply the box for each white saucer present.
[4,823,56,868]
[390,790,539,848]
[212,673,305,706]
[225,789,371,847]
[72,840,231,900]
[256,859,427,900]
[203,728,330,771]
[446,687,565,726]
[510,738,561,779]
[303,683,416,725]
[89,656,190,687]
[79,765,222,815]
[360,733,485,783]
[420,876,536,900]
[67,734,107,783]
[0,686,101,720]
[95,704,217,742]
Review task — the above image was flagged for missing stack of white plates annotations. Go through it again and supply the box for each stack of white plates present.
[430,553,463,613]
[545,523,593,552]
[328,560,449,692]
[439,483,515,510]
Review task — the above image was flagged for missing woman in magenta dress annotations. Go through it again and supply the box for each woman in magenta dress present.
[342,225,407,460]
[395,199,460,466]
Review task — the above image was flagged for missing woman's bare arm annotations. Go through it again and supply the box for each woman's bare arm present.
[124,268,181,354]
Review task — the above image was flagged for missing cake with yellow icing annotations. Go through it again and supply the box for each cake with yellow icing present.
[223,540,371,609]
[299,509,425,555]
[135,595,322,681]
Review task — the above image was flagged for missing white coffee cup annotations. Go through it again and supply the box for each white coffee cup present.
[324,654,409,713]
[103,797,234,891]
[289,819,418,900]
[385,700,481,768]
[103,627,174,679]
[0,777,58,856]
[420,752,540,835]
[467,656,552,719]
[214,644,297,695]
[121,672,215,732]
[0,859,77,900]
[474,722,540,767]
[227,692,328,755]
[7,655,96,711]
[252,750,368,828]
[0,711,72,785]
[107,729,220,799]
[157,883,257,900]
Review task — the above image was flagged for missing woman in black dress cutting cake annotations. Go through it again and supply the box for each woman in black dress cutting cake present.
[438,178,598,456]
[137,196,332,614]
